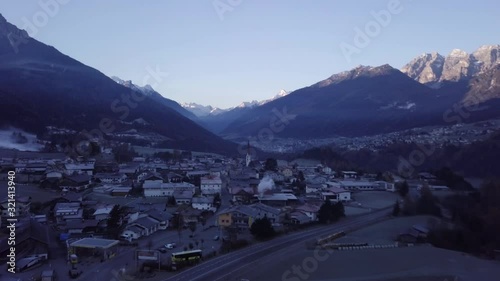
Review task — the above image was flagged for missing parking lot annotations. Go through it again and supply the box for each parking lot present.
[350,190,400,209]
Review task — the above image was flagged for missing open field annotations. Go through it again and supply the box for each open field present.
[335,215,438,245]
[227,214,500,281]
[350,191,400,209]
[0,181,61,202]
[232,238,499,281]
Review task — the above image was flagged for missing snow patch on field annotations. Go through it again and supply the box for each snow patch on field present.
[0,128,44,151]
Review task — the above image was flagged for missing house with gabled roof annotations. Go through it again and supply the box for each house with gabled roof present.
[230,187,256,204]
[289,211,311,225]
[250,202,282,224]
[94,172,127,184]
[60,174,91,191]
[93,205,115,221]
[295,203,321,222]
[145,209,172,230]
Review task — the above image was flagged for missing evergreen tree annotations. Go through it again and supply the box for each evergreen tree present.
[396,181,410,197]
[250,215,276,240]
[318,200,333,224]
[392,201,400,216]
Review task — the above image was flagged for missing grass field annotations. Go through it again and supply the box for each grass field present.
[231,231,500,281]
[335,215,439,245]
[132,145,223,157]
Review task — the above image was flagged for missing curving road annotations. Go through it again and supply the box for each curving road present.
[163,207,392,281]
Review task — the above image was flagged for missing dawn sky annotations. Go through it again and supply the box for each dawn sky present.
[1,0,499,108]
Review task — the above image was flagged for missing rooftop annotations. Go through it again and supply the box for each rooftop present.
[258,193,298,201]
[54,202,81,211]
[192,196,214,204]
[134,216,159,228]
[70,238,119,249]
[201,175,222,184]
[250,202,281,215]
[93,206,115,216]
[328,187,350,194]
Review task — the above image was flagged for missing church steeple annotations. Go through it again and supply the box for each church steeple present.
[245,141,251,167]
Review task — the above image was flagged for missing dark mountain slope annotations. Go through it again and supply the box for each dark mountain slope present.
[222,65,464,138]
[0,13,235,154]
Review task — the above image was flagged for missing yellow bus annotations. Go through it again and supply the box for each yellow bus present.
[171,249,202,264]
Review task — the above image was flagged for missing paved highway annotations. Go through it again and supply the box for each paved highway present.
[163,207,391,281]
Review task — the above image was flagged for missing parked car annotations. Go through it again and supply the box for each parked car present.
[165,243,176,249]
[158,247,167,253]
[213,235,219,241]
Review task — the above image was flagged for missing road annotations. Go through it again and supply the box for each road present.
[163,207,392,281]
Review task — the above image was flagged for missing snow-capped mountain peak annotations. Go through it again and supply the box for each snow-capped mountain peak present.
[402,45,500,85]
[237,100,259,108]
[449,48,468,58]
[111,76,155,95]
[257,89,289,105]
[182,89,290,117]
[181,103,227,117]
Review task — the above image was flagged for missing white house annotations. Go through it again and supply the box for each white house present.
[306,183,324,194]
[144,182,195,197]
[54,202,82,223]
[94,173,127,184]
[191,196,216,212]
[328,187,351,202]
[173,190,194,205]
[200,175,222,195]
[322,166,332,175]
[336,180,378,191]
[93,205,115,221]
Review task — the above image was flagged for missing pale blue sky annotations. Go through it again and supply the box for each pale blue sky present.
[1,0,499,108]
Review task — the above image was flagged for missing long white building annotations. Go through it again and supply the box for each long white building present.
[200,175,222,195]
